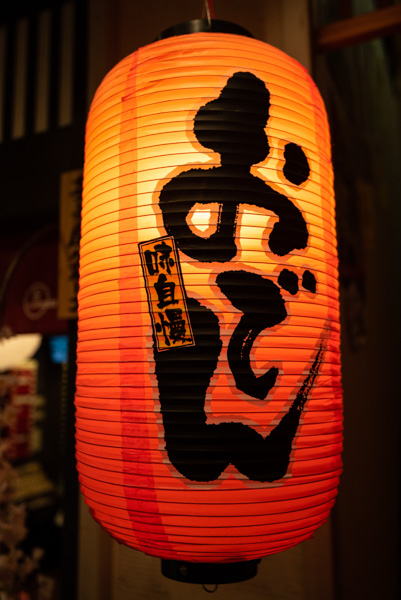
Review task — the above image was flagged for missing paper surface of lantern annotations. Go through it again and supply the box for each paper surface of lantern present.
[76,27,342,566]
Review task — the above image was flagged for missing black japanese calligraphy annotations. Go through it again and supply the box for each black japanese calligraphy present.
[159,72,308,262]
[156,308,192,346]
[154,274,178,309]
[152,72,321,483]
[144,240,175,275]
[139,236,194,351]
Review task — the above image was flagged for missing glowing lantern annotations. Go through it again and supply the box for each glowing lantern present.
[76,21,342,581]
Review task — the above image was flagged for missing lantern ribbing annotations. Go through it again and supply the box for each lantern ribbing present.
[76,30,342,566]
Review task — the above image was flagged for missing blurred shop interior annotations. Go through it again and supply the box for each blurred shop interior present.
[0,1,400,600]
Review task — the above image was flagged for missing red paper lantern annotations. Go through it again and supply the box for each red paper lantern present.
[76,21,342,581]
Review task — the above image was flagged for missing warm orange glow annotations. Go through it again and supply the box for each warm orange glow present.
[76,31,342,563]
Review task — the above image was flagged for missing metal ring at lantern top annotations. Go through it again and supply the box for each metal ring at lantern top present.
[154,19,254,41]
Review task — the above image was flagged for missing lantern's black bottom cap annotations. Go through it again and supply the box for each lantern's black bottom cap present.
[155,19,253,41]
[161,558,260,584]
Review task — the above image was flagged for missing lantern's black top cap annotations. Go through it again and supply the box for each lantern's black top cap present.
[155,19,253,41]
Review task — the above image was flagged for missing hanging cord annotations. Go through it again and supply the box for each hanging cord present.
[202,583,218,593]
[203,0,215,27]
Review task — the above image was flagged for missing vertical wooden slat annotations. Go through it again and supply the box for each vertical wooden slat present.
[48,3,60,130]
[0,26,6,142]
[12,18,28,139]
[25,13,38,136]
[58,1,74,127]
[35,9,51,133]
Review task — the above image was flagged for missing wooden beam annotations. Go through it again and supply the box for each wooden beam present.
[315,5,401,52]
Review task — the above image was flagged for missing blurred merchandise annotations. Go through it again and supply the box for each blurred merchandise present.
[3,361,41,464]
